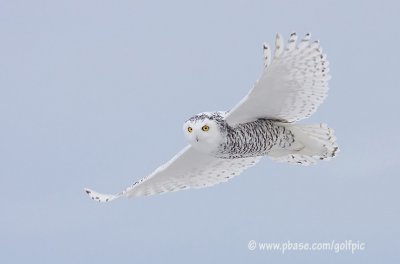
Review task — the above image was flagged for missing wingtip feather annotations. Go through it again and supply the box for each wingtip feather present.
[263,43,271,68]
[274,33,284,57]
[84,188,120,203]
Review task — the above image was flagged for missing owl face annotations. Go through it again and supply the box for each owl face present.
[183,114,224,153]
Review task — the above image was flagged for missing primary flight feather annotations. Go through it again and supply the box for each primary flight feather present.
[85,32,338,202]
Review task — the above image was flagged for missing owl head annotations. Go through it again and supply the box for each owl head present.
[183,112,227,153]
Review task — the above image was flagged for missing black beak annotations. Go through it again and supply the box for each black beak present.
[196,136,199,142]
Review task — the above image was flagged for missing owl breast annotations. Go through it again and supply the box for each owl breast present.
[215,119,295,159]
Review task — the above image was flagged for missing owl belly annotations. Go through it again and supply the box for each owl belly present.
[215,119,295,159]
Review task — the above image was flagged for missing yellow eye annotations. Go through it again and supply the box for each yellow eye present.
[187,127,193,133]
[202,125,210,132]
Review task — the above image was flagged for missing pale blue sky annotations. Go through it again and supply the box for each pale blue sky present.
[0,0,399,263]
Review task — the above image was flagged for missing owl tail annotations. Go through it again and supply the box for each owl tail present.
[269,123,339,165]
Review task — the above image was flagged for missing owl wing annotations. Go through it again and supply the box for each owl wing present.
[84,145,261,202]
[225,33,331,126]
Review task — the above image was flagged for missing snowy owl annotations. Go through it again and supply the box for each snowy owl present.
[85,32,338,202]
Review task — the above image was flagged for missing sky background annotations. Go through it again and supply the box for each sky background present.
[1,0,399,263]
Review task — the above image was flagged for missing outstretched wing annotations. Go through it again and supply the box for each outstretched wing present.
[84,145,261,202]
[225,32,331,126]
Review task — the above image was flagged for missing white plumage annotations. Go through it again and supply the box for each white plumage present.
[226,32,330,126]
[85,146,261,202]
[85,33,338,202]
